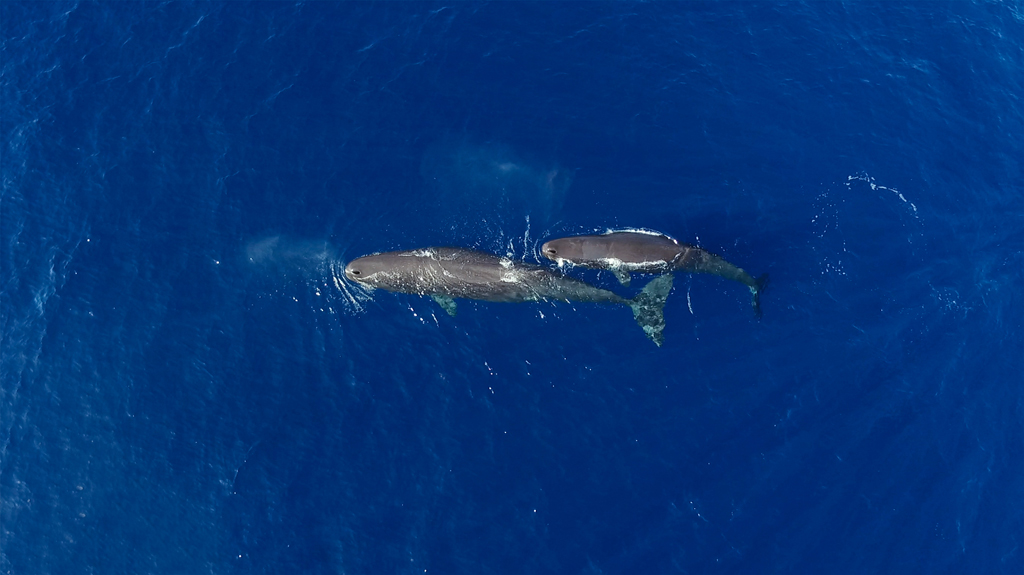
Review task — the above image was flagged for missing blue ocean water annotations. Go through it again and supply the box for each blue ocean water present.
[2,1,1022,573]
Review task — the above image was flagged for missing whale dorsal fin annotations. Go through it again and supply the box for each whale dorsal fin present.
[432,295,458,316]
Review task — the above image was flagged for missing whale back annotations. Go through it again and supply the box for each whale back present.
[344,247,624,304]
[345,248,512,295]
[542,232,683,270]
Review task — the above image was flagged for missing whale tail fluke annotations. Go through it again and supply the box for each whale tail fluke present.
[751,273,769,319]
[630,274,674,346]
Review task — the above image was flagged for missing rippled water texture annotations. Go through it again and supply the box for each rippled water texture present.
[2,2,1022,573]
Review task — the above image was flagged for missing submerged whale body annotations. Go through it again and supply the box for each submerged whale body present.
[344,247,674,345]
[541,231,768,316]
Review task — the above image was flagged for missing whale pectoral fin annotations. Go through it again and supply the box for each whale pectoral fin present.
[751,273,769,319]
[613,269,632,287]
[431,295,458,317]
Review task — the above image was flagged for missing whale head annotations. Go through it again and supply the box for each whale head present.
[344,249,440,291]
[344,258,373,283]
[344,253,403,286]
[541,237,585,266]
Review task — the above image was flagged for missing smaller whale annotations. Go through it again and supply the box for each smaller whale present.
[541,231,768,316]
[344,247,674,345]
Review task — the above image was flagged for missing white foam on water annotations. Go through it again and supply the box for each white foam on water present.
[602,227,672,239]
[407,248,437,258]
[847,173,919,216]
[330,261,374,314]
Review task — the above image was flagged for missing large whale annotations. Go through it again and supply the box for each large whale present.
[344,247,674,345]
[541,231,767,316]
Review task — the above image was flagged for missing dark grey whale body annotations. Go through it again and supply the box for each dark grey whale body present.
[344,247,673,345]
[541,231,768,316]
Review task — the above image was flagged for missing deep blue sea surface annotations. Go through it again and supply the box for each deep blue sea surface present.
[3,2,1023,573]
